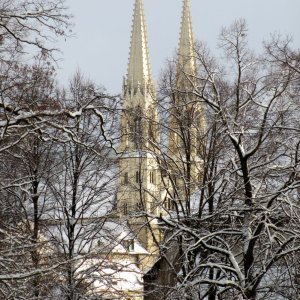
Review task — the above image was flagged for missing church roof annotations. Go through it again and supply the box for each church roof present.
[126,0,154,95]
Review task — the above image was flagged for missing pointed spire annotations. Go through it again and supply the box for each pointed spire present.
[178,0,196,76]
[126,0,154,96]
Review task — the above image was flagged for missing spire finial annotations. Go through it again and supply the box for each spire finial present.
[126,0,154,96]
[178,0,196,76]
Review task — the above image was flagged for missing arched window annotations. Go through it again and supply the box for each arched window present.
[132,106,143,145]
[134,116,141,133]
[133,116,142,145]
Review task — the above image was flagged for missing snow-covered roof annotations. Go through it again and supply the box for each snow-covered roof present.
[76,258,144,298]
[43,219,149,256]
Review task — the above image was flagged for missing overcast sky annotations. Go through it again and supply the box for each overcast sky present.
[55,0,300,93]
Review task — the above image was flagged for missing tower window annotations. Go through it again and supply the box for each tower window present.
[124,172,129,184]
[135,171,141,183]
[125,122,130,147]
[134,117,141,133]
[148,118,155,140]
[133,115,142,145]
[150,170,155,184]
[136,202,143,211]
[164,198,174,210]
[123,203,128,215]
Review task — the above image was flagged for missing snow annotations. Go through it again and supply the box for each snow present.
[37,219,148,298]
[77,258,144,298]
[42,219,149,256]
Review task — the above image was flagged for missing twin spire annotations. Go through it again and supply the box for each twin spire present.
[125,0,153,96]
[178,0,196,76]
[125,0,195,96]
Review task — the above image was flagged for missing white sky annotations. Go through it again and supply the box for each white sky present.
[55,0,300,94]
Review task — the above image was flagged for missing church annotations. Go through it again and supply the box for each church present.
[109,0,204,299]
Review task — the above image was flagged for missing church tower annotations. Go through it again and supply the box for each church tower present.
[143,2,205,298]
[117,0,161,258]
[167,0,204,212]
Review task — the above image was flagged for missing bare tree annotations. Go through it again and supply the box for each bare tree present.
[152,20,300,300]
[0,1,126,299]
[0,0,71,61]
[42,72,118,300]
[0,60,117,299]
[0,59,63,298]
